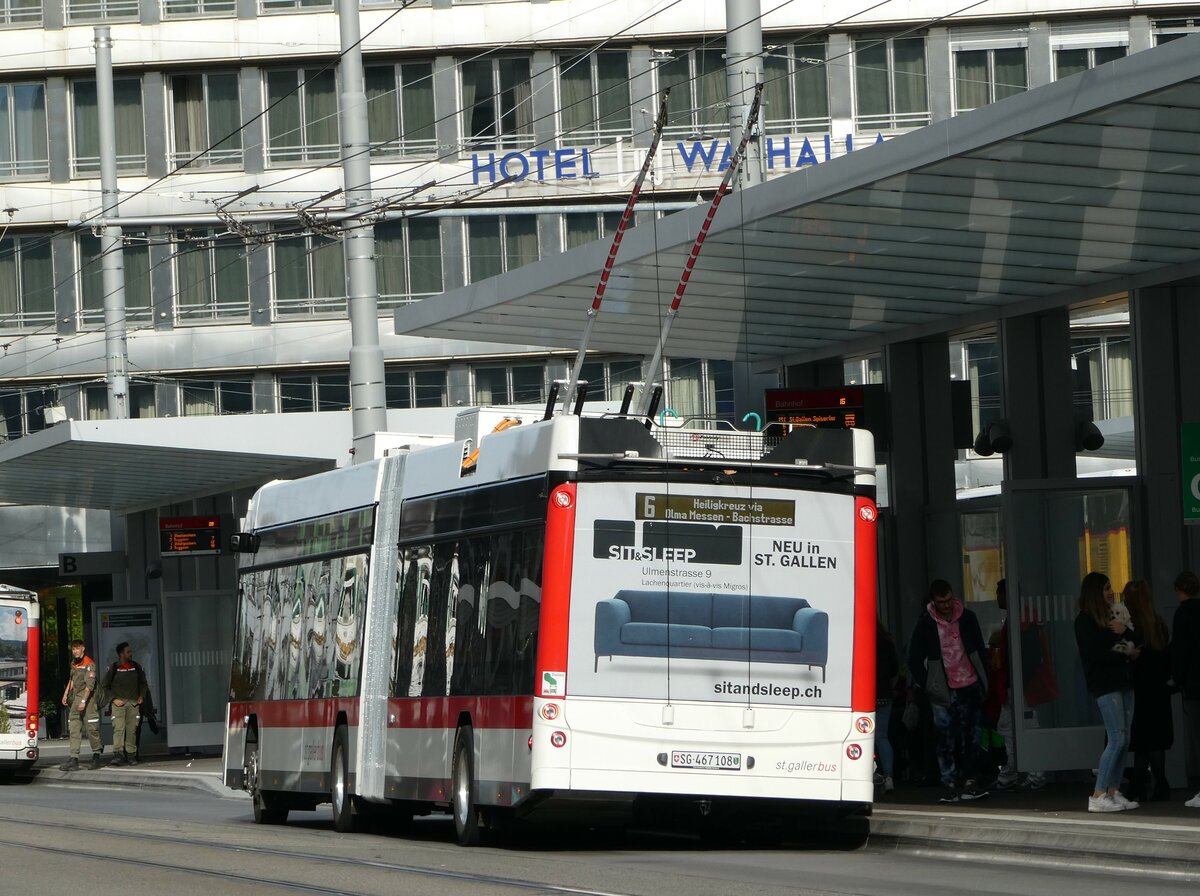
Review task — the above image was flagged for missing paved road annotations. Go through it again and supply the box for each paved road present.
[2,781,1196,896]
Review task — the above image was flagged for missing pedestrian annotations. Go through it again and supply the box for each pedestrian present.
[989,579,1047,792]
[875,620,900,795]
[907,579,990,803]
[1123,580,1172,801]
[101,642,149,767]
[1074,571,1141,813]
[1170,570,1200,808]
[58,639,104,771]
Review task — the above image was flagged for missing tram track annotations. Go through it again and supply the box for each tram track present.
[1,814,634,896]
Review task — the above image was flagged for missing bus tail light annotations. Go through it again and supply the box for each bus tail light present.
[550,731,567,748]
[846,744,863,760]
[528,736,533,751]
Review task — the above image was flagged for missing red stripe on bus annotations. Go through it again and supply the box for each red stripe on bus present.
[387,695,534,729]
[228,699,360,729]
[26,624,39,734]
[851,498,878,713]
[536,483,576,696]
[228,696,533,730]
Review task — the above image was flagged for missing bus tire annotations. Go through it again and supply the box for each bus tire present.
[451,725,481,846]
[246,738,288,825]
[331,726,356,833]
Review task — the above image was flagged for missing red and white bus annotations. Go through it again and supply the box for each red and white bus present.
[224,411,877,842]
[0,585,40,778]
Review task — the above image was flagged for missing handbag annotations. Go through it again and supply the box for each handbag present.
[901,700,920,731]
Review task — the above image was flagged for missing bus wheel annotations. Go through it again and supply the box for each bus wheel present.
[451,725,480,846]
[331,726,356,833]
[247,740,288,825]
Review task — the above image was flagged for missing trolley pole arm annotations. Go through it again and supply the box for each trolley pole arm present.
[562,90,671,415]
[637,83,763,417]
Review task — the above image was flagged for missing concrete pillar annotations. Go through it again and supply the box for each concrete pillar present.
[1132,282,1200,599]
[884,336,959,640]
[1000,309,1075,481]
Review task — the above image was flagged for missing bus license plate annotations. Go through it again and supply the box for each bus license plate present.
[671,751,741,771]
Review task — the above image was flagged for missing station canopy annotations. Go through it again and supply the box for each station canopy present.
[394,35,1200,368]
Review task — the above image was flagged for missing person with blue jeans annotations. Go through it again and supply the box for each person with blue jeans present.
[1074,571,1141,813]
[908,579,990,803]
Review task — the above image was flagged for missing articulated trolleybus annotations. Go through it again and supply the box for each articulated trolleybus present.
[0,585,40,777]
[224,409,878,842]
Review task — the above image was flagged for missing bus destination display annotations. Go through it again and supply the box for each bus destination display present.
[160,516,221,556]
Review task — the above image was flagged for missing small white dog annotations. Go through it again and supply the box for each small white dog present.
[1108,601,1137,657]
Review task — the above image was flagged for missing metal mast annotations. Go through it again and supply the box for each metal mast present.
[726,0,765,186]
[338,0,388,456]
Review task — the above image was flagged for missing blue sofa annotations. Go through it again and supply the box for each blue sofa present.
[593,590,829,681]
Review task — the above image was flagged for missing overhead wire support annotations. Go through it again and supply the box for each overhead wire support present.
[637,82,764,417]
[561,89,671,415]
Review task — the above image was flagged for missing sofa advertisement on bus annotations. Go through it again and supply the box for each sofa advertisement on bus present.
[565,483,856,707]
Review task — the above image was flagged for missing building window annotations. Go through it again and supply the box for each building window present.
[84,382,156,419]
[385,367,449,408]
[170,72,242,168]
[260,0,332,11]
[162,0,236,17]
[954,47,1027,112]
[181,378,254,415]
[461,56,534,150]
[563,211,623,250]
[466,216,538,283]
[654,45,725,138]
[273,232,345,316]
[375,218,443,308]
[558,50,631,143]
[0,233,54,327]
[1054,45,1126,80]
[173,229,251,321]
[72,77,145,176]
[266,68,338,165]
[78,231,152,325]
[0,82,47,179]
[1155,18,1200,44]
[365,61,436,157]
[763,40,829,134]
[279,373,350,412]
[0,0,42,28]
[854,36,929,129]
[65,0,139,24]
[0,386,57,440]
[666,358,732,420]
[472,364,545,405]
[578,357,642,403]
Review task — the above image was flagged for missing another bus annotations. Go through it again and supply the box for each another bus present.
[224,410,877,843]
[0,585,40,779]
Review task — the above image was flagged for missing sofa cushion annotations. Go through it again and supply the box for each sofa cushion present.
[711,626,806,652]
[622,622,712,648]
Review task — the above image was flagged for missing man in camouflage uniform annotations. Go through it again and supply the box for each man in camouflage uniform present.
[103,641,148,767]
[59,639,104,771]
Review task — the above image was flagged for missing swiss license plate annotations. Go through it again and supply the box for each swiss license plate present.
[670,750,741,771]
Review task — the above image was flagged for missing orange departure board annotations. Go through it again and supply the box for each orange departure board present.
[160,516,221,556]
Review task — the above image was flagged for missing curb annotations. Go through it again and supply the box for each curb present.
[870,807,1200,872]
[23,766,249,801]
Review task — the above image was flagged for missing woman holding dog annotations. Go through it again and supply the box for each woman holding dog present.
[1074,571,1141,813]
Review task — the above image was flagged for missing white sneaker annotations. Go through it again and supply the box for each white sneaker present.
[1088,794,1121,813]
[1111,792,1139,810]
[1185,792,1200,809]
[883,776,894,794]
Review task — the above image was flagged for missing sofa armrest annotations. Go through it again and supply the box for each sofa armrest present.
[792,606,829,662]
[595,598,632,656]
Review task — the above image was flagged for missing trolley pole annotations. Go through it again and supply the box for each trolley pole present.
[338,0,388,457]
[94,27,129,420]
[725,0,765,186]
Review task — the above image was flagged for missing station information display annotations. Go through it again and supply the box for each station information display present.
[764,386,885,438]
[160,516,221,556]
